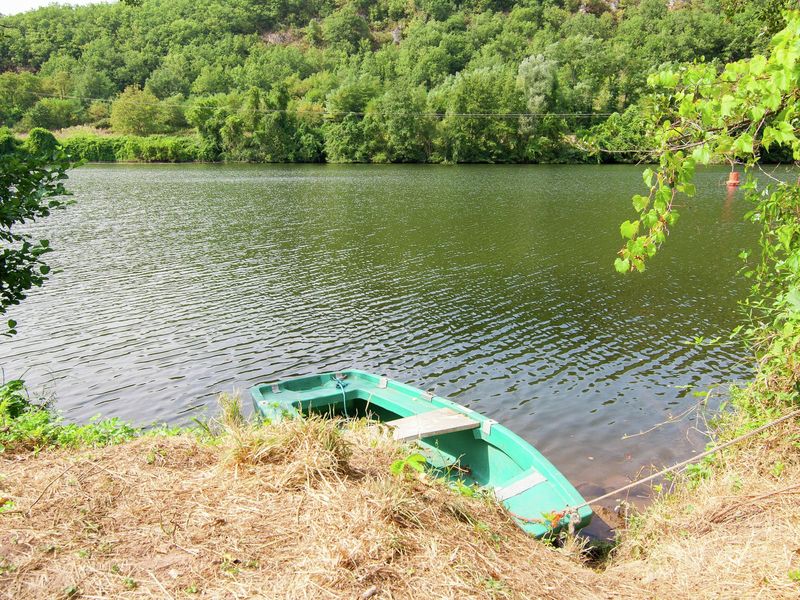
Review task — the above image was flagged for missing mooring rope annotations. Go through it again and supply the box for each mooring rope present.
[574,406,800,511]
[334,378,348,419]
[506,407,800,530]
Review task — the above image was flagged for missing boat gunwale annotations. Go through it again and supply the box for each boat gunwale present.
[250,369,592,535]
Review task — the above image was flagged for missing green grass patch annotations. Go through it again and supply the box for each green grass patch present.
[0,379,181,453]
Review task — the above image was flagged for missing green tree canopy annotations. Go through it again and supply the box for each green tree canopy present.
[0,0,789,163]
[110,85,162,135]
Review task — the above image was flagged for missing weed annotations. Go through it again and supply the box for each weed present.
[453,479,477,497]
[390,452,426,477]
[0,380,140,452]
[474,519,504,545]
[145,447,165,465]
[0,380,190,455]
[481,576,511,598]
[0,559,16,574]
[685,460,712,483]
[220,553,240,575]
[122,577,137,590]
[96,542,114,555]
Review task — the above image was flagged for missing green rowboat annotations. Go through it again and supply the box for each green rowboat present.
[250,369,592,537]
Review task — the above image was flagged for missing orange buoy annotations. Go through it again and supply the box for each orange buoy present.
[726,171,740,187]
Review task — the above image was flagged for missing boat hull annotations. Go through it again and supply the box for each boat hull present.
[250,370,592,537]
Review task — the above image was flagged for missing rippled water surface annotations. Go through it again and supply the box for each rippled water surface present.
[1,163,757,495]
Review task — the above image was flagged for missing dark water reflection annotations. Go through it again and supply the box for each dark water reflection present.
[0,163,763,495]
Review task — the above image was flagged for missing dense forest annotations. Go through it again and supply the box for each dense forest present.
[0,0,789,163]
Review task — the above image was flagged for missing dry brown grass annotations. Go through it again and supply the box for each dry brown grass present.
[0,398,604,600]
[2,395,799,599]
[607,417,800,599]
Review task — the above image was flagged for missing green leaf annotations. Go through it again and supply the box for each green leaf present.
[732,132,754,156]
[658,70,679,88]
[642,168,654,187]
[632,194,649,212]
[666,210,680,226]
[750,105,766,123]
[691,144,711,164]
[787,288,800,312]
[407,453,427,472]
[720,95,735,117]
[764,89,782,111]
[777,225,794,250]
[654,186,671,213]
[620,220,639,240]
[749,54,767,75]
[614,257,630,273]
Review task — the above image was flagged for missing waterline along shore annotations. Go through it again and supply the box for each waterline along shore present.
[1,390,799,598]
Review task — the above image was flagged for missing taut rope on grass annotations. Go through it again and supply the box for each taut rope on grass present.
[576,407,800,511]
[507,407,800,530]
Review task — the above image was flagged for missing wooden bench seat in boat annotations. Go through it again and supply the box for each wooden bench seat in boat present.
[386,407,480,441]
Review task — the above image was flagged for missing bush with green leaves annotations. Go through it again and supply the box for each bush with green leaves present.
[61,134,118,161]
[19,98,83,131]
[61,133,208,162]
[321,5,371,53]
[110,85,163,135]
[0,128,71,335]
[25,127,59,155]
[0,72,42,127]
[0,380,140,453]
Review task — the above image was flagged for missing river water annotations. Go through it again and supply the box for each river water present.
[1,163,757,499]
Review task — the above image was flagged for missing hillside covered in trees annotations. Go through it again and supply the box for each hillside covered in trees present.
[0,0,787,162]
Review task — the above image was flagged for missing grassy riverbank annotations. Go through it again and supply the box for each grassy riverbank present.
[2,387,799,598]
[54,130,212,163]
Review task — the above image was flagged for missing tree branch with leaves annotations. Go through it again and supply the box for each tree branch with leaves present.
[616,12,800,274]
[616,10,800,398]
[1,127,71,336]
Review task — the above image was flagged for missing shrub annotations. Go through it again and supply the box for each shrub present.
[61,134,118,161]
[19,98,82,131]
[322,6,371,53]
[25,127,59,155]
[0,380,140,453]
[110,85,161,135]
